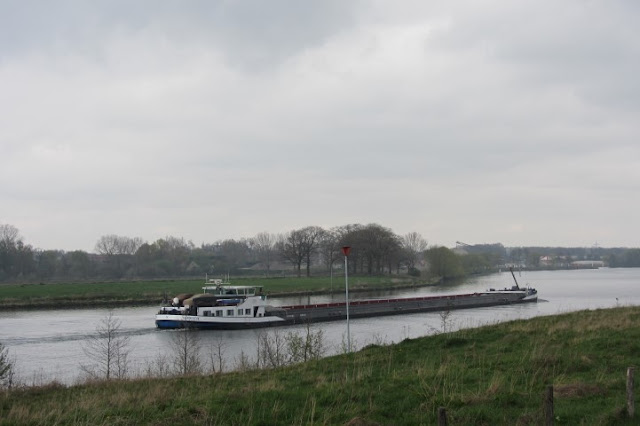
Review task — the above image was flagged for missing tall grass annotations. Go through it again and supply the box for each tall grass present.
[1,306,639,424]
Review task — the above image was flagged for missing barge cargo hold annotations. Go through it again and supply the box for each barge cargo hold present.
[155,277,538,330]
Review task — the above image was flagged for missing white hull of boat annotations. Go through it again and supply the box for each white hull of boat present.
[155,314,286,330]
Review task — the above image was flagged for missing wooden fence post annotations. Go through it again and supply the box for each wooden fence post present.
[437,406,448,426]
[628,367,635,418]
[544,385,554,426]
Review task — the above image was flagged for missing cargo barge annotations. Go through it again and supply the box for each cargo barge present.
[155,274,538,330]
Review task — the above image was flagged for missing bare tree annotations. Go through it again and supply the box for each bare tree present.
[256,329,288,368]
[277,227,325,277]
[208,335,227,373]
[81,312,131,380]
[0,342,16,388]
[319,227,342,274]
[252,232,276,277]
[286,324,325,363]
[170,329,202,376]
[439,307,453,334]
[144,353,172,378]
[94,234,143,256]
[277,231,306,277]
[234,350,253,372]
[255,326,326,369]
[94,235,145,277]
[0,224,20,245]
[402,232,428,270]
[299,226,326,277]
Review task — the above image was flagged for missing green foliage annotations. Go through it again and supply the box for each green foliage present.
[610,249,640,268]
[459,253,492,275]
[2,307,640,424]
[425,246,464,280]
[3,220,640,283]
[340,223,402,275]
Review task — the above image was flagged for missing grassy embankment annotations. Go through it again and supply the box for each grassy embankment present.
[0,276,426,309]
[2,306,639,425]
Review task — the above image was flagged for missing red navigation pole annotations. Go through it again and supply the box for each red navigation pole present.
[341,246,352,352]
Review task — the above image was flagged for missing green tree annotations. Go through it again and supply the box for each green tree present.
[425,246,464,280]
[34,250,61,279]
[67,250,94,278]
[337,224,401,275]
[135,236,194,276]
[623,249,640,267]
[252,232,277,277]
[0,224,34,280]
[401,232,428,270]
[460,253,492,275]
[215,239,251,274]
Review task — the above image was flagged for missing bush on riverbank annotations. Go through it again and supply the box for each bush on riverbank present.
[1,306,639,425]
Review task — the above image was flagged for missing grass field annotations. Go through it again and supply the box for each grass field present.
[0,275,424,309]
[1,306,639,425]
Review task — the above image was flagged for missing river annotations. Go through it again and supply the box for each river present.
[1,268,639,385]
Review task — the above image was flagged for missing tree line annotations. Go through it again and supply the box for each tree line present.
[0,223,430,282]
[2,222,639,283]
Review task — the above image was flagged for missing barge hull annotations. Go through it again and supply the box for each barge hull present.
[155,291,536,330]
[279,292,535,325]
[155,314,285,330]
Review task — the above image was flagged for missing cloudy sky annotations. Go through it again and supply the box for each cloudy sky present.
[1,0,638,252]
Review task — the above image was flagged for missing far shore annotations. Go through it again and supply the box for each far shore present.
[0,275,448,311]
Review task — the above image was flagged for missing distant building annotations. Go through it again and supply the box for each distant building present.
[539,256,554,267]
[571,260,605,268]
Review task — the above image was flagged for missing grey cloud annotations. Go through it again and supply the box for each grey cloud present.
[1,1,639,250]
[0,0,358,70]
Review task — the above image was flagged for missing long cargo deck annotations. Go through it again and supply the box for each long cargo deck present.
[275,291,535,325]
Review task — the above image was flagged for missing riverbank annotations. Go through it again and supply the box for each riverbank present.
[0,276,435,310]
[2,306,638,425]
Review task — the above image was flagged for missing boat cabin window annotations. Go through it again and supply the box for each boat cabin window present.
[204,286,259,296]
[215,310,222,317]
[227,309,234,316]
[237,309,243,316]
[245,309,251,316]
[203,310,211,317]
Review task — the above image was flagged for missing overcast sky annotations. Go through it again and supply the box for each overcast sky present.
[1,0,639,252]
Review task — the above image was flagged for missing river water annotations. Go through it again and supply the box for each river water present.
[2,268,639,385]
